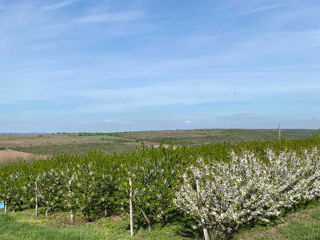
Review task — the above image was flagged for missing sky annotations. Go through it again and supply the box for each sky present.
[0,0,319,133]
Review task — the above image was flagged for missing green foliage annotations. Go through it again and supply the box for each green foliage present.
[312,130,320,139]
[0,137,320,238]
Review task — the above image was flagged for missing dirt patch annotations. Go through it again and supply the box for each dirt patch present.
[0,150,45,164]
[266,227,278,234]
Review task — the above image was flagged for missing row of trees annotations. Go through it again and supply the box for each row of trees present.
[0,138,320,239]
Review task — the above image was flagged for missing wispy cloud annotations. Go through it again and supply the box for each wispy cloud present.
[184,120,194,125]
[103,119,117,124]
[43,0,75,11]
[77,11,143,23]
[239,4,281,16]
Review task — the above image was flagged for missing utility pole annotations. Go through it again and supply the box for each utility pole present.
[278,124,281,140]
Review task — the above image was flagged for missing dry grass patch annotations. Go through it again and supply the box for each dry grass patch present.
[0,150,45,164]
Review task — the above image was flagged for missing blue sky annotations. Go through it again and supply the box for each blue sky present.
[0,0,319,132]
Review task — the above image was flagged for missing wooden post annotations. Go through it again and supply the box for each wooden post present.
[129,176,134,237]
[35,181,38,218]
[278,124,281,140]
[68,179,74,224]
[4,201,7,214]
[196,178,211,240]
[70,209,74,224]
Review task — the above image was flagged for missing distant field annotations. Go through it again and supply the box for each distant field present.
[0,134,138,157]
[108,129,316,145]
[12,143,137,156]
[0,129,317,157]
[75,135,127,141]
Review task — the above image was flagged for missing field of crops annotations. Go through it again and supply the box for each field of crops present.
[1,134,320,239]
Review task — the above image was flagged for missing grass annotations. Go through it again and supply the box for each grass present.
[0,209,191,240]
[1,201,320,240]
[0,213,104,240]
[234,201,320,240]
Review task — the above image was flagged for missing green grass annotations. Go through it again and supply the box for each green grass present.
[0,210,191,240]
[234,201,320,240]
[1,201,320,240]
[0,213,104,240]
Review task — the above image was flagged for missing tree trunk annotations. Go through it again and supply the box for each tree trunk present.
[140,208,152,231]
[35,181,38,218]
[196,178,211,240]
[129,176,134,237]
[209,230,215,240]
[45,208,49,217]
[4,201,7,214]
[162,215,168,226]
[104,208,108,217]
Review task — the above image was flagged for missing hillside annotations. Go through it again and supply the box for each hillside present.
[0,129,316,157]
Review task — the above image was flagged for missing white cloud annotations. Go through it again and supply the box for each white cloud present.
[104,120,117,124]
[239,4,281,16]
[43,0,75,11]
[77,11,143,23]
